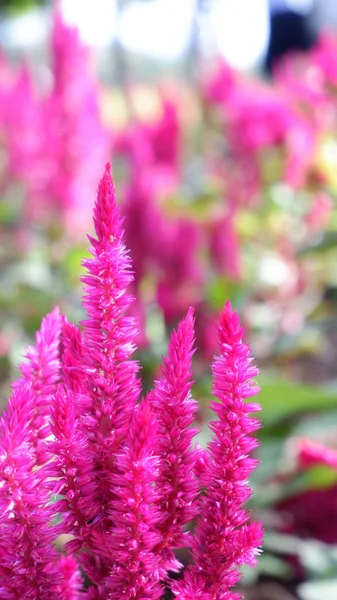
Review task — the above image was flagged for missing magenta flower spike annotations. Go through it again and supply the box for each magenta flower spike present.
[45,7,111,234]
[149,308,200,572]
[17,307,63,464]
[81,163,140,419]
[57,555,84,600]
[172,301,263,599]
[0,384,62,598]
[61,319,87,394]
[103,400,163,599]
[48,385,98,553]
[80,163,141,524]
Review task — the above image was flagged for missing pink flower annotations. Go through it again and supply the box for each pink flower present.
[0,385,61,597]
[157,218,204,324]
[57,555,84,600]
[17,307,63,465]
[79,163,141,535]
[0,164,263,597]
[48,385,99,553]
[305,192,333,232]
[172,301,263,599]
[14,8,111,233]
[103,400,163,599]
[149,308,200,571]
[148,96,181,172]
[297,438,337,471]
[203,59,236,106]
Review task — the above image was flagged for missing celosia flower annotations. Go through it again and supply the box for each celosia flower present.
[0,163,263,598]
[122,170,166,286]
[17,307,63,465]
[0,383,63,598]
[203,58,236,106]
[61,320,87,394]
[148,96,180,172]
[172,301,263,599]
[103,400,163,599]
[57,555,84,600]
[3,64,44,207]
[81,163,140,414]
[149,308,200,572]
[80,164,141,526]
[48,385,98,553]
[9,8,110,233]
[122,168,203,343]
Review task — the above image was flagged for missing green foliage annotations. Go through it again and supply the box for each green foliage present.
[258,378,337,427]
[0,0,46,14]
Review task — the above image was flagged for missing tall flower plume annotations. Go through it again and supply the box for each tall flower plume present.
[79,163,141,547]
[0,310,86,598]
[103,400,163,599]
[0,384,61,598]
[172,301,263,599]
[16,307,63,464]
[48,384,98,554]
[149,308,200,574]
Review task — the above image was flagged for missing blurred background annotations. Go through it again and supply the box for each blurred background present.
[3,1,337,598]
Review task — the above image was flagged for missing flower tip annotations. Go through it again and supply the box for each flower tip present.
[92,163,121,243]
[98,162,114,197]
[186,306,195,324]
[218,299,242,339]
[223,299,233,316]
[104,161,112,179]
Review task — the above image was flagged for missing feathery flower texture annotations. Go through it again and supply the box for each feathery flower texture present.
[0,163,263,599]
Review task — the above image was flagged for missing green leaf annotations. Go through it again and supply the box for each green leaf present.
[258,377,337,426]
[206,277,242,311]
[0,0,45,15]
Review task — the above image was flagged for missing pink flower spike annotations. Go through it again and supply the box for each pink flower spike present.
[172,301,263,599]
[81,163,140,422]
[103,400,163,599]
[57,555,84,600]
[0,164,265,595]
[61,319,87,394]
[48,385,99,551]
[17,307,63,464]
[0,384,62,597]
[149,308,200,572]
[80,163,141,531]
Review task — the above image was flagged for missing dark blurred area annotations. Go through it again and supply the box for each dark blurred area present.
[265,1,318,73]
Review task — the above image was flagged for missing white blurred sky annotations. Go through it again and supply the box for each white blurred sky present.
[2,0,269,70]
[3,0,336,71]
[61,0,270,69]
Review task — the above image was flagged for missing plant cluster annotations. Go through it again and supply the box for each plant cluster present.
[0,165,263,599]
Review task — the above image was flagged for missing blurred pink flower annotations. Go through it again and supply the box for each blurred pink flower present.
[297,438,337,471]
[305,192,333,231]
